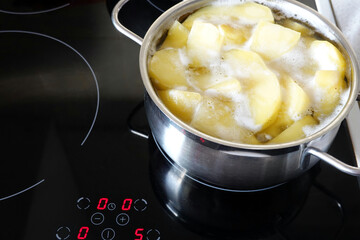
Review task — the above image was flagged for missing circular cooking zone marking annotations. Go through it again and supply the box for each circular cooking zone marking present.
[0,1,70,15]
[0,179,45,201]
[0,30,99,200]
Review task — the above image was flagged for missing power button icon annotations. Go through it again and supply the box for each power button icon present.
[101,228,115,240]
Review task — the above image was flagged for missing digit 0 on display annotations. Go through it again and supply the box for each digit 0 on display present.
[77,226,89,239]
[97,198,108,210]
[122,198,133,211]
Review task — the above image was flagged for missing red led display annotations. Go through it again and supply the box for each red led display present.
[134,228,144,240]
[97,198,108,210]
[122,198,133,211]
[77,226,89,239]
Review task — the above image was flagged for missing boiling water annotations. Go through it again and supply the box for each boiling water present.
[154,1,350,142]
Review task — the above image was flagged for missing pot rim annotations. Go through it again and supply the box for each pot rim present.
[139,0,360,150]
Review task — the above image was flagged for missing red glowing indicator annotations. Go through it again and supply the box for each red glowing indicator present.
[77,226,89,239]
[97,198,109,210]
[200,138,205,143]
[122,198,133,211]
[134,228,144,240]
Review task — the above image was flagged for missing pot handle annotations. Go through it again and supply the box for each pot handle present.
[111,0,143,45]
[304,147,360,176]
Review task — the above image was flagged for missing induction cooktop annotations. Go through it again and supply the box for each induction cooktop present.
[0,0,360,239]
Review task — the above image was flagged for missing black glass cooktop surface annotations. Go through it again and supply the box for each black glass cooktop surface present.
[0,0,359,239]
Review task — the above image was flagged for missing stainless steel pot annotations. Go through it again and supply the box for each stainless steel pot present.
[112,0,360,190]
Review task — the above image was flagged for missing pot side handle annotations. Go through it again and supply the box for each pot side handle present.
[111,0,143,45]
[304,147,360,176]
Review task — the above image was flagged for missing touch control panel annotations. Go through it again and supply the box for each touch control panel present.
[56,197,160,240]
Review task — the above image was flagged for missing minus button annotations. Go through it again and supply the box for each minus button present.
[91,212,105,225]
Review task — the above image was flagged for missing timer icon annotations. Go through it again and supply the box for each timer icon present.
[107,202,116,211]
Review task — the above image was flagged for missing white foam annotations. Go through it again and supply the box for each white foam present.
[232,93,262,132]
[310,43,338,71]
[268,38,326,109]
[178,47,191,66]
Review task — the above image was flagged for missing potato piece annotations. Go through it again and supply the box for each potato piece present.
[219,24,250,46]
[310,40,346,78]
[206,77,242,101]
[314,70,346,116]
[223,49,269,79]
[281,19,314,36]
[283,76,311,120]
[259,76,311,139]
[191,97,259,143]
[251,21,301,60]
[248,73,282,130]
[182,3,274,30]
[149,48,188,90]
[268,115,318,144]
[234,2,274,24]
[182,5,229,30]
[188,67,214,90]
[187,21,224,67]
[160,21,189,49]
[158,89,202,123]
[224,49,281,130]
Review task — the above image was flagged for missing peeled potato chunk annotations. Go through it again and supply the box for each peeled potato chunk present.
[158,89,202,123]
[314,70,346,117]
[161,21,189,49]
[182,2,274,30]
[224,49,281,130]
[283,76,311,120]
[248,73,282,130]
[149,48,188,90]
[268,115,318,144]
[206,77,242,101]
[223,49,269,78]
[219,24,250,46]
[188,67,214,90]
[187,21,224,67]
[191,97,259,143]
[251,21,301,60]
[310,40,346,78]
[234,2,274,24]
[182,5,229,30]
[259,76,311,139]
